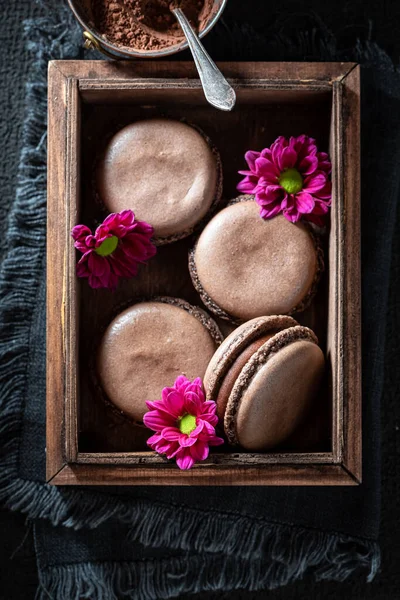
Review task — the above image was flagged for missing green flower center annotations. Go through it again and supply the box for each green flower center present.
[178,414,197,435]
[278,168,303,194]
[95,235,118,257]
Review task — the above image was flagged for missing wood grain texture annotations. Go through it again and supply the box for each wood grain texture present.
[64,77,80,463]
[77,451,335,465]
[52,60,357,83]
[49,463,357,486]
[329,80,344,464]
[340,65,361,482]
[46,62,69,480]
[46,61,361,485]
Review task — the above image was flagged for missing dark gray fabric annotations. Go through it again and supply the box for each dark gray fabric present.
[1,0,399,597]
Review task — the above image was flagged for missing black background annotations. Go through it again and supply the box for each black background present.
[0,0,399,598]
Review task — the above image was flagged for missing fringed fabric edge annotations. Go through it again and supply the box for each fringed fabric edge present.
[35,534,380,600]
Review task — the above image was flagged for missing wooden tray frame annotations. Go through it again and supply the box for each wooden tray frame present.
[46,61,360,486]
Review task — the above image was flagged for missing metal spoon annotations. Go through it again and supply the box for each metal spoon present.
[171,7,236,112]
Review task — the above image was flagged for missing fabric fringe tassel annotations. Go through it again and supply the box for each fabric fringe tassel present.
[36,534,380,600]
[0,2,386,597]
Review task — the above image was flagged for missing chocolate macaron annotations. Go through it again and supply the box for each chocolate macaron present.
[97,297,222,424]
[204,315,325,451]
[189,196,324,323]
[96,119,222,245]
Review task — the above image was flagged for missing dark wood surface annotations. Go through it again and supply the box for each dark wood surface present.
[341,66,362,481]
[46,61,361,485]
[48,463,357,486]
[46,62,71,480]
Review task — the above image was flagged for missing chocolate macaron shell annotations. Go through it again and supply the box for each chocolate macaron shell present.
[96,297,222,425]
[213,333,274,421]
[204,315,299,401]
[224,326,325,450]
[96,119,223,245]
[189,196,324,323]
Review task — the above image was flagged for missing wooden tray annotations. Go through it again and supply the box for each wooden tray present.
[46,61,360,486]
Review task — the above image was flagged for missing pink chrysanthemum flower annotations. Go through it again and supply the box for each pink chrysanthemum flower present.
[143,376,224,470]
[237,135,332,225]
[71,210,156,290]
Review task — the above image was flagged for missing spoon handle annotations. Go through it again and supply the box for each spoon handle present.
[172,8,236,112]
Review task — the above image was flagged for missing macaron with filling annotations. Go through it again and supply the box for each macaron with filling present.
[204,315,325,451]
[189,196,324,324]
[96,119,222,245]
[97,297,222,424]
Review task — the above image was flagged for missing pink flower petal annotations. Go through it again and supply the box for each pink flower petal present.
[179,434,197,447]
[244,150,260,172]
[271,136,286,166]
[303,173,327,193]
[299,155,318,175]
[86,253,114,288]
[190,442,209,462]
[278,146,297,171]
[119,209,136,224]
[255,187,283,205]
[237,175,258,194]
[317,152,332,174]
[260,147,272,160]
[184,391,202,415]
[199,413,218,427]
[312,199,331,214]
[176,452,195,470]
[174,375,192,393]
[163,390,185,416]
[89,252,109,276]
[296,192,315,214]
[315,181,332,200]
[153,440,172,454]
[165,443,181,459]
[76,253,91,277]
[143,410,175,431]
[201,420,216,435]
[258,203,282,219]
[146,399,180,420]
[161,386,174,402]
[283,207,301,223]
[146,433,163,447]
[161,427,181,441]
[209,436,225,446]
[71,224,92,242]
[280,193,291,209]
[200,401,217,415]
[145,400,158,410]
[189,421,205,437]
[110,253,138,278]
[191,377,203,388]
[255,157,280,179]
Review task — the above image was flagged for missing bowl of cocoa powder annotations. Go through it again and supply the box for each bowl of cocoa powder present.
[68,0,226,58]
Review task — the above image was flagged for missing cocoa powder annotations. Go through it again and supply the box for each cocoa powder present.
[91,0,214,52]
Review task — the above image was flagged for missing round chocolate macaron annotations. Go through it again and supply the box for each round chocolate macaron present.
[189,196,324,323]
[96,119,222,245]
[204,315,325,451]
[97,297,222,424]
